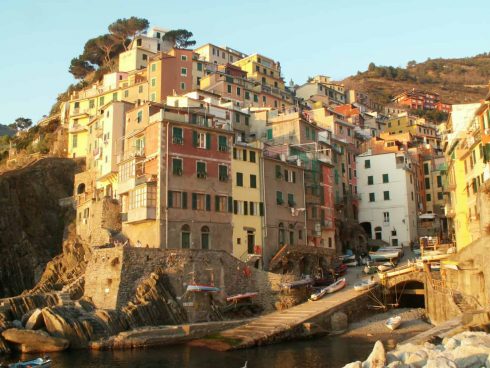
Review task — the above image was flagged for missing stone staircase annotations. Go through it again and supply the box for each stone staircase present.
[56,292,76,307]
[212,286,373,350]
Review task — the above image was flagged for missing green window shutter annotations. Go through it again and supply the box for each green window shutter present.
[250,175,257,188]
[276,191,283,204]
[234,200,238,214]
[383,174,389,183]
[243,149,247,161]
[368,176,373,185]
[168,191,173,208]
[288,193,295,206]
[197,62,202,71]
[250,202,255,216]
[206,133,211,149]
[275,165,281,178]
[267,129,273,140]
[228,196,233,213]
[250,151,256,163]
[226,76,233,83]
[182,192,187,209]
[237,172,243,186]
[244,201,248,215]
[192,131,198,147]
[215,195,220,211]
[192,193,197,209]
[259,202,264,216]
[293,171,296,183]
[218,135,227,149]
[233,147,237,159]
[206,194,211,211]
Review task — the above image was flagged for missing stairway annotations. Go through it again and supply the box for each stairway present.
[56,292,76,307]
[214,286,372,350]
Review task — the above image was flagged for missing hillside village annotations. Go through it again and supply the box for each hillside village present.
[1,20,490,363]
[2,24,490,269]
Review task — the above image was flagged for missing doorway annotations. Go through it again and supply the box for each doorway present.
[247,230,255,254]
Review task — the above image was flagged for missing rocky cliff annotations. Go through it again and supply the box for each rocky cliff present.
[0,158,80,297]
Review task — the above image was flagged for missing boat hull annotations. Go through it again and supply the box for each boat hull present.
[385,316,402,331]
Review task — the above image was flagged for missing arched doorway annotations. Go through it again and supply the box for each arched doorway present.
[374,226,382,240]
[181,224,191,249]
[77,183,86,195]
[390,281,425,308]
[201,226,210,250]
[360,222,372,238]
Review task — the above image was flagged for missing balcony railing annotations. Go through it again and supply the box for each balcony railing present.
[125,206,156,223]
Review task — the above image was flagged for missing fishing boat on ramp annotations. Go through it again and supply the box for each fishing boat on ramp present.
[226,292,258,302]
[186,284,220,292]
[354,279,378,292]
[281,276,312,291]
[310,278,346,301]
[385,315,402,331]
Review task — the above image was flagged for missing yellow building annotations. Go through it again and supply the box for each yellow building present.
[233,53,285,90]
[384,113,439,148]
[443,103,481,250]
[232,142,264,266]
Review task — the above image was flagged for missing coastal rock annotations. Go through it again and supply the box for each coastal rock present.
[403,350,427,367]
[450,345,490,368]
[25,308,44,330]
[331,312,348,332]
[386,361,409,368]
[424,356,457,368]
[2,328,69,352]
[442,337,459,350]
[362,340,386,368]
[0,335,11,355]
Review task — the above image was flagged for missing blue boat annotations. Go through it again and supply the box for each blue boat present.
[8,357,52,368]
[186,284,220,292]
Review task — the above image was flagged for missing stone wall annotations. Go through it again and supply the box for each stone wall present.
[84,248,296,320]
[77,197,121,246]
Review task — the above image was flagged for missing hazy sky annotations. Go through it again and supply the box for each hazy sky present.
[1,0,489,124]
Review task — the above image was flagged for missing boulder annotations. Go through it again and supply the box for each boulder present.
[42,307,90,348]
[424,356,457,368]
[362,340,386,368]
[450,345,490,368]
[403,350,427,368]
[2,328,69,353]
[0,335,11,355]
[12,320,22,328]
[386,362,409,368]
[331,312,348,332]
[25,309,44,330]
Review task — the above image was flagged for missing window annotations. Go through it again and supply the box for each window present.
[367,176,373,185]
[129,184,157,209]
[124,90,129,98]
[425,177,431,189]
[137,111,142,123]
[72,134,78,148]
[168,191,187,208]
[99,96,104,105]
[192,193,208,211]
[236,172,243,186]
[197,62,202,71]
[245,91,250,100]
[197,162,207,178]
[278,223,285,245]
[194,131,209,149]
[382,174,389,183]
[249,150,256,162]
[172,127,183,144]
[426,193,432,202]
[250,174,257,188]
[288,193,295,207]
[151,78,156,87]
[181,225,190,248]
[151,63,156,72]
[201,226,209,249]
[219,165,228,181]
[214,196,229,212]
[181,55,188,61]
[369,193,375,202]
[181,67,187,76]
[383,212,389,223]
[218,135,228,151]
[142,53,148,61]
[234,112,240,123]
[437,192,444,200]
[89,99,94,108]
[237,87,241,96]
[180,82,186,90]
[424,163,429,175]
[150,93,156,102]
[112,92,117,101]
[172,158,183,175]
[383,191,390,200]
[275,165,282,179]
[227,85,232,94]
[437,175,442,188]
[276,191,284,205]
[254,94,259,102]
[365,159,371,168]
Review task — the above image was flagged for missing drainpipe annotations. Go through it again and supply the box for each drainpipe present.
[165,120,169,248]
[260,145,267,268]
[303,168,307,245]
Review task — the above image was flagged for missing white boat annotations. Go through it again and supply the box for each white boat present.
[369,251,399,261]
[344,260,358,267]
[309,278,346,301]
[186,284,220,292]
[281,276,312,290]
[385,315,402,331]
[354,279,377,291]
[377,262,394,272]
[8,357,52,368]
[341,254,356,262]
[377,246,404,257]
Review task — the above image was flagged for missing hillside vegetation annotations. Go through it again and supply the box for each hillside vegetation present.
[343,53,490,105]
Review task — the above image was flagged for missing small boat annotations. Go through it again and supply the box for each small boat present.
[226,292,258,302]
[385,315,402,331]
[309,278,346,301]
[335,264,348,276]
[377,262,395,272]
[369,251,399,262]
[354,279,377,291]
[186,284,220,292]
[8,357,52,368]
[281,276,312,290]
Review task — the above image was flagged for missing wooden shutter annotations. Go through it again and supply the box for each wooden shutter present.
[192,131,198,147]
[167,191,173,208]
[192,193,197,209]
[206,194,211,211]
[228,196,233,213]
[182,192,187,209]
[215,195,220,211]
[206,133,211,149]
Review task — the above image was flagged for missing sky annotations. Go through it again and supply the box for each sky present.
[0,0,489,124]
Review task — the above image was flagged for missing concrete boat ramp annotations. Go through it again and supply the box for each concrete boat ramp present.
[192,280,376,351]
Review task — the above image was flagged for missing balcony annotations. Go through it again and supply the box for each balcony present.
[119,174,149,194]
[69,124,87,133]
[125,206,156,223]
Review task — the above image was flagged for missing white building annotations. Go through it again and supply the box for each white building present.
[356,151,418,247]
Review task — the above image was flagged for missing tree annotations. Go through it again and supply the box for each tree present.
[368,62,376,72]
[163,29,196,49]
[407,60,417,68]
[94,34,119,69]
[9,117,32,131]
[69,56,95,79]
[108,17,149,50]
[82,37,105,67]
